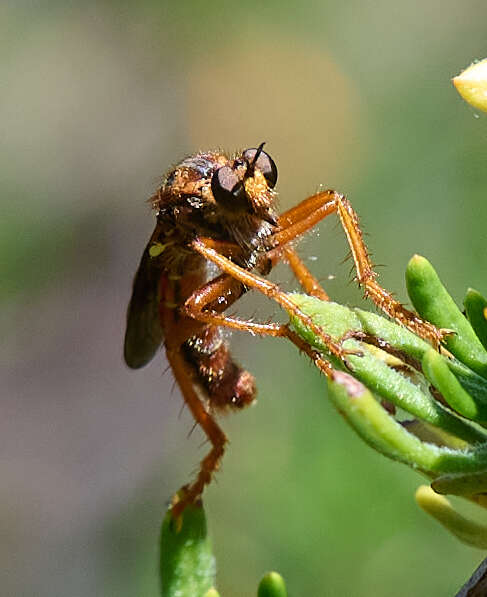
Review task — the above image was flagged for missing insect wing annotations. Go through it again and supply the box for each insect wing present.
[124,242,165,369]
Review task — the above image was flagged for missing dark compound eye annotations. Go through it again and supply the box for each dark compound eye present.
[211,166,248,210]
[242,148,278,188]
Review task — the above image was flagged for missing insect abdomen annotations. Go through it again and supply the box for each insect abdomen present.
[183,326,256,411]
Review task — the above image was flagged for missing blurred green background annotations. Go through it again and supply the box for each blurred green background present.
[2,1,487,595]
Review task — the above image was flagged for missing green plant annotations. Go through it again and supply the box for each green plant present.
[160,255,487,594]
[289,255,487,549]
[160,501,287,597]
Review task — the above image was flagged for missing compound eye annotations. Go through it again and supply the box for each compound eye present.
[242,148,278,188]
[211,166,247,210]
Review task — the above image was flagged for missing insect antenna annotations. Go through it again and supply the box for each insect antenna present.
[244,141,266,179]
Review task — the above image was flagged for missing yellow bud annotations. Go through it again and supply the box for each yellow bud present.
[453,58,487,113]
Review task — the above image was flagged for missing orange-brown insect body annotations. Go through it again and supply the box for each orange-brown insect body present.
[124,147,279,411]
[124,144,444,517]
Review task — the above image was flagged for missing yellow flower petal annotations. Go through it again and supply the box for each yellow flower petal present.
[453,59,487,113]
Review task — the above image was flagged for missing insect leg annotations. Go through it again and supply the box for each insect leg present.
[189,239,353,361]
[268,190,444,345]
[168,321,336,517]
[166,347,228,519]
[168,271,336,516]
[181,272,283,336]
[281,246,329,300]
[284,325,335,378]
[270,190,338,250]
[333,195,445,346]
[265,191,339,298]
[180,270,337,377]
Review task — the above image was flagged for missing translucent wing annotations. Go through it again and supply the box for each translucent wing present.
[124,240,165,369]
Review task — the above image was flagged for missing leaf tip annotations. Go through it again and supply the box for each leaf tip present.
[258,571,288,597]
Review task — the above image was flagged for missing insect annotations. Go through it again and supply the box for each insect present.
[124,143,443,517]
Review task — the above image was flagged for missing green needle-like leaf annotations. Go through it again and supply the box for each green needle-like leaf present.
[289,295,487,445]
[422,349,482,421]
[160,501,216,597]
[327,371,487,475]
[406,255,487,378]
[432,471,487,496]
[464,288,487,351]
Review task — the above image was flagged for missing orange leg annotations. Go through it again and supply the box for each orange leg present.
[268,190,444,346]
[161,281,231,519]
[187,239,355,362]
[171,270,336,516]
[181,265,340,366]
[270,190,338,250]
[166,346,228,519]
[282,246,329,300]
[183,272,284,337]
[167,207,337,515]
[197,194,336,298]
[168,318,334,517]
[335,194,444,345]
[167,188,444,515]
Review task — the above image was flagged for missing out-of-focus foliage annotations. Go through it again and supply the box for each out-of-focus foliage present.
[159,499,288,597]
[160,502,215,597]
[3,2,487,596]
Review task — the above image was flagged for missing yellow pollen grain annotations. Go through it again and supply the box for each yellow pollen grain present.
[149,242,166,257]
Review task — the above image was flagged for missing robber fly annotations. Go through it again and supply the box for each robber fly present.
[124,143,443,517]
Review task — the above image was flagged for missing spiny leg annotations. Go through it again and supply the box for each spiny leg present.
[181,274,336,377]
[282,246,329,300]
[270,190,444,346]
[183,271,287,338]
[334,194,444,346]
[168,321,336,516]
[159,278,231,518]
[169,271,337,516]
[166,347,228,519]
[169,237,340,514]
[196,237,329,299]
[166,261,328,516]
[189,238,355,362]
[199,194,337,299]
[270,190,338,250]
[181,263,338,390]
[284,325,335,378]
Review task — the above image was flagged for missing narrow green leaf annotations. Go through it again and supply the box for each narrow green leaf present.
[432,471,487,496]
[160,502,216,597]
[422,349,481,421]
[464,288,487,350]
[289,295,487,445]
[327,371,487,475]
[258,572,288,597]
[406,255,487,378]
